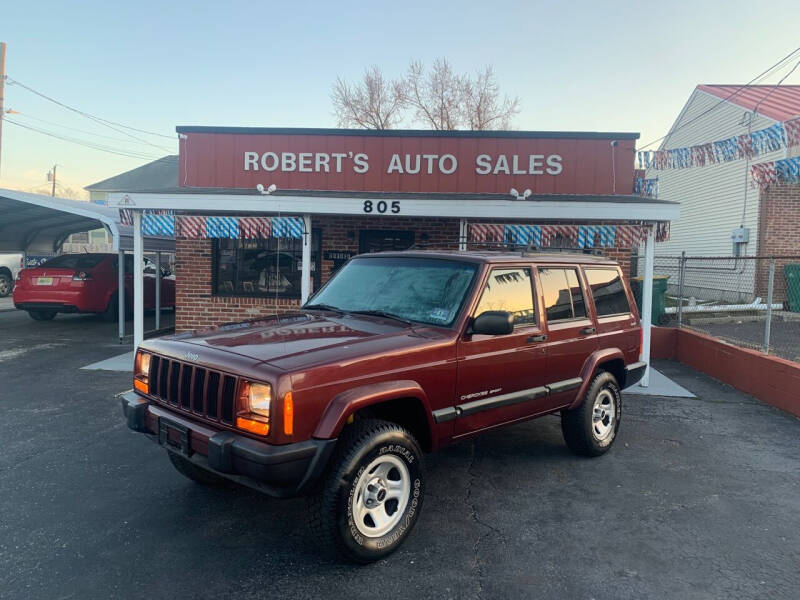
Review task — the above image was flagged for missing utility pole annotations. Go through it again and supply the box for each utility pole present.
[0,42,6,177]
[48,164,57,196]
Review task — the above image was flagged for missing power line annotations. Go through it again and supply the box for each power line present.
[5,118,165,161]
[5,75,176,151]
[11,111,171,146]
[639,45,800,151]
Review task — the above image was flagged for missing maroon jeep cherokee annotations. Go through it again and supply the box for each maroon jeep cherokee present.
[121,250,645,562]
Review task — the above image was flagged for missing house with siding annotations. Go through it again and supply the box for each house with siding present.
[645,85,800,302]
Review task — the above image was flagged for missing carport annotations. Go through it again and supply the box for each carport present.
[0,188,174,343]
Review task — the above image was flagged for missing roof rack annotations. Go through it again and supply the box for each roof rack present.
[463,240,605,256]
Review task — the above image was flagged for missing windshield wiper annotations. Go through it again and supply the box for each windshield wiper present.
[348,310,414,326]
[303,303,346,314]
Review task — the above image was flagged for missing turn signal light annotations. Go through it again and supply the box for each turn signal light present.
[237,417,270,436]
[283,392,294,436]
[134,379,149,394]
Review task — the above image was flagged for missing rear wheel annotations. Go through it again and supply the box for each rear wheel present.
[167,451,231,487]
[0,272,13,297]
[309,419,425,563]
[561,371,622,457]
[28,309,57,321]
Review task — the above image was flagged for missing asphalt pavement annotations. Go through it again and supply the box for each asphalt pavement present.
[1,308,799,599]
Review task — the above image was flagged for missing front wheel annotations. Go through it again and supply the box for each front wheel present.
[561,371,622,457]
[309,419,425,563]
[28,309,57,321]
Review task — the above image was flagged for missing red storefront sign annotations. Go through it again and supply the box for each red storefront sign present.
[178,127,638,195]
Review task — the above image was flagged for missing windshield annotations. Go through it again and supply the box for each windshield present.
[307,257,478,326]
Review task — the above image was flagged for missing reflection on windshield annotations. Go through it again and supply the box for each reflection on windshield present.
[307,257,477,326]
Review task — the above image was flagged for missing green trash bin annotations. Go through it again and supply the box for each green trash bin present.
[785,264,800,313]
[631,275,670,325]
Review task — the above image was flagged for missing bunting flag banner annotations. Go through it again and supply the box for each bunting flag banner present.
[141,213,175,236]
[634,177,658,198]
[785,117,800,148]
[167,215,304,239]
[639,121,793,170]
[750,157,800,187]
[271,217,304,239]
[504,224,541,246]
[468,223,504,242]
[177,216,207,238]
[468,223,665,249]
[238,217,272,239]
[119,208,134,226]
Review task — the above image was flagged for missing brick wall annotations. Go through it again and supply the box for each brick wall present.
[755,183,800,301]
[175,215,637,331]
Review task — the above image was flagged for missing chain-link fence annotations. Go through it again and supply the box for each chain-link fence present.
[631,254,800,362]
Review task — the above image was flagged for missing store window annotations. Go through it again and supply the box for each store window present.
[539,268,587,322]
[212,231,321,298]
[584,268,631,316]
[474,268,536,326]
[359,230,414,253]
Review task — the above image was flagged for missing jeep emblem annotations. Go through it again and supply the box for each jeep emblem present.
[184,352,199,362]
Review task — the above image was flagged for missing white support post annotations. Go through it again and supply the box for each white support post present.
[155,251,161,331]
[133,211,144,349]
[639,225,655,388]
[117,249,124,343]
[301,214,312,304]
[459,219,467,251]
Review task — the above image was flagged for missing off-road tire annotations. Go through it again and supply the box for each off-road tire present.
[561,371,622,457]
[0,272,13,298]
[28,309,57,321]
[309,419,425,563]
[167,451,231,487]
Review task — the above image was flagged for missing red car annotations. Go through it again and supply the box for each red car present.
[122,250,644,562]
[13,253,175,321]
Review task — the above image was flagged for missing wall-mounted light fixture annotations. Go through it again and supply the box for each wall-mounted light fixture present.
[510,188,532,200]
[256,183,277,195]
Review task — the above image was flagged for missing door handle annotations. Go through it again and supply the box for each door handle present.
[580,327,596,335]
[526,334,547,343]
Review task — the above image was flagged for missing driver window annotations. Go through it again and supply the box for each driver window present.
[474,267,536,326]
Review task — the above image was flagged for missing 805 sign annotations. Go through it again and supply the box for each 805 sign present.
[363,200,400,214]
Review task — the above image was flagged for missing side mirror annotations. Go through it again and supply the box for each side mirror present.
[471,311,514,335]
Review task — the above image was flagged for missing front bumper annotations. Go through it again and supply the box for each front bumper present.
[121,391,336,497]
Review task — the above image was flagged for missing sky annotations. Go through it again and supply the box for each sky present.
[1,0,799,198]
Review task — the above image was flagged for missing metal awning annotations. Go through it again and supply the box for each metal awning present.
[0,188,174,254]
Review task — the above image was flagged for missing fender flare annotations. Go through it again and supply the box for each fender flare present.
[313,380,434,440]
[569,348,626,409]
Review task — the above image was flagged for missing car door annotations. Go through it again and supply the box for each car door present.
[454,265,549,437]
[537,265,598,410]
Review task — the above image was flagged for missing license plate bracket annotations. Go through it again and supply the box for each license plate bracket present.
[158,417,191,456]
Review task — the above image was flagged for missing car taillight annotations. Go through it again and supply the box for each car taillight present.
[236,380,271,436]
[134,350,151,394]
[73,271,93,281]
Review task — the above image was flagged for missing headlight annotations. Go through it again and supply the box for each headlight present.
[236,380,271,436]
[134,351,151,394]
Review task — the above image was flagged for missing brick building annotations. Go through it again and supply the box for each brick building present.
[106,127,678,369]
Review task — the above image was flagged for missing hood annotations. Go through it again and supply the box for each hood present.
[160,312,450,371]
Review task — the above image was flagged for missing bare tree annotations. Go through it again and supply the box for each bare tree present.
[331,59,521,131]
[462,66,520,130]
[331,66,406,129]
[405,59,466,130]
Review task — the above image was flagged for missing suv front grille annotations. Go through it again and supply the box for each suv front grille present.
[148,355,237,424]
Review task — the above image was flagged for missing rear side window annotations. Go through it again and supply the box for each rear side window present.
[41,254,107,270]
[585,268,631,316]
[539,268,587,322]
[474,267,536,326]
